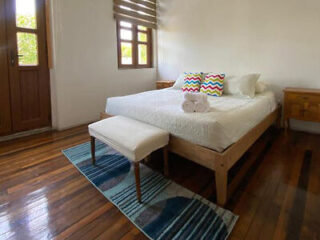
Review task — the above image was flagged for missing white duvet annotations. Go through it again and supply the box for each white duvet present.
[106,89,277,152]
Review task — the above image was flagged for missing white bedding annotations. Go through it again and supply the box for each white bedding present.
[106,89,277,152]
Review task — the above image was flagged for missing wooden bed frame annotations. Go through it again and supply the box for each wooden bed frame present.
[100,105,281,206]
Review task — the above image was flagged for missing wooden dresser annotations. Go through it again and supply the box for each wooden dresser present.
[283,88,320,130]
[156,80,175,89]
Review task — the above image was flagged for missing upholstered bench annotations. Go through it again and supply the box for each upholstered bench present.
[88,116,170,203]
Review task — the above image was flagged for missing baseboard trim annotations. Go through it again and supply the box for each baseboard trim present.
[0,127,52,142]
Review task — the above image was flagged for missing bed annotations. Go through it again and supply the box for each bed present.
[103,88,280,206]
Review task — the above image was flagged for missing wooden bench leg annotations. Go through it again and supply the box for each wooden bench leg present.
[91,136,96,165]
[215,168,228,206]
[134,162,142,203]
[163,146,169,177]
[144,155,151,163]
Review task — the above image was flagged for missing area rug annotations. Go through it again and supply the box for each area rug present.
[62,141,238,240]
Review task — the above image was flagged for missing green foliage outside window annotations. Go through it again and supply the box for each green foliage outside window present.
[121,43,132,64]
[139,45,147,65]
[16,15,38,66]
[16,14,36,29]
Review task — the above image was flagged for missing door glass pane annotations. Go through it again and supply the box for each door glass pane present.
[120,29,132,40]
[121,42,132,65]
[138,32,147,42]
[138,44,147,65]
[16,0,37,29]
[17,32,39,66]
[138,25,147,31]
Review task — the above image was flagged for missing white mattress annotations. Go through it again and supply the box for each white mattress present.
[106,89,277,152]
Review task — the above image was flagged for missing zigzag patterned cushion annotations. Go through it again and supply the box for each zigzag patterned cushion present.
[200,73,225,96]
[181,72,202,92]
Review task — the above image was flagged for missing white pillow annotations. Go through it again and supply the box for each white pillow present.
[255,81,268,93]
[172,73,185,90]
[224,74,260,98]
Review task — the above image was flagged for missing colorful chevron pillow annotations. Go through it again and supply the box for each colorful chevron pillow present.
[200,73,225,96]
[181,72,203,92]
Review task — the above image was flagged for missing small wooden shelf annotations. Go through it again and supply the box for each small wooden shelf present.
[156,80,175,90]
[283,87,320,130]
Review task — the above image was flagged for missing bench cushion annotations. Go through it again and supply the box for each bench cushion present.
[88,116,169,162]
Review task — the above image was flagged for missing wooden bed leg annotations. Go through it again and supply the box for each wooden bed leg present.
[91,136,96,165]
[276,105,282,129]
[215,168,228,206]
[134,162,142,203]
[276,114,282,129]
[163,146,169,177]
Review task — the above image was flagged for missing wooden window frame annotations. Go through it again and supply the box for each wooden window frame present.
[116,20,153,69]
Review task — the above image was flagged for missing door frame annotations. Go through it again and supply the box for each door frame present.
[0,0,12,136]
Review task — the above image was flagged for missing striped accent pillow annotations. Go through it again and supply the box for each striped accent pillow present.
[181,72,202,92]
[200,73,225,96]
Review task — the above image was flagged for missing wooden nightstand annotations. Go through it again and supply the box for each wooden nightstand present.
[156,80,175,89]
[283,88,320,130]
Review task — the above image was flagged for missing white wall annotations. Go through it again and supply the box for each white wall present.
[157,0,320,133]
[50,0,157,130]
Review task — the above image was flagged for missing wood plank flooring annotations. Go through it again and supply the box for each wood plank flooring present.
[0,126,319,240]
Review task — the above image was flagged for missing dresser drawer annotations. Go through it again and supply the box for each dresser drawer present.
[287,93,320,104]
[288,102,320,121]
[156,83,166,89]
[304,104,320,121]
[286,92,320,121]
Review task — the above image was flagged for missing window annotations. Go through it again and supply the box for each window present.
[113,0,156,69]
[117,21,153,69]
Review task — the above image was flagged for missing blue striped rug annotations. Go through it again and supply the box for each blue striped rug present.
[63,141,238,240]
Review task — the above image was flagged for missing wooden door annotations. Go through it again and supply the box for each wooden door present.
[5,0,51,133]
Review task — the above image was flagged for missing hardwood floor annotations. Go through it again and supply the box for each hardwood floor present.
[0,126,319,240]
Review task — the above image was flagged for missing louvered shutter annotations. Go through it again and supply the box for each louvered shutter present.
[114,0,157,29]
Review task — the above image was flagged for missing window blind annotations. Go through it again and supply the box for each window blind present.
[113,0,157,29]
